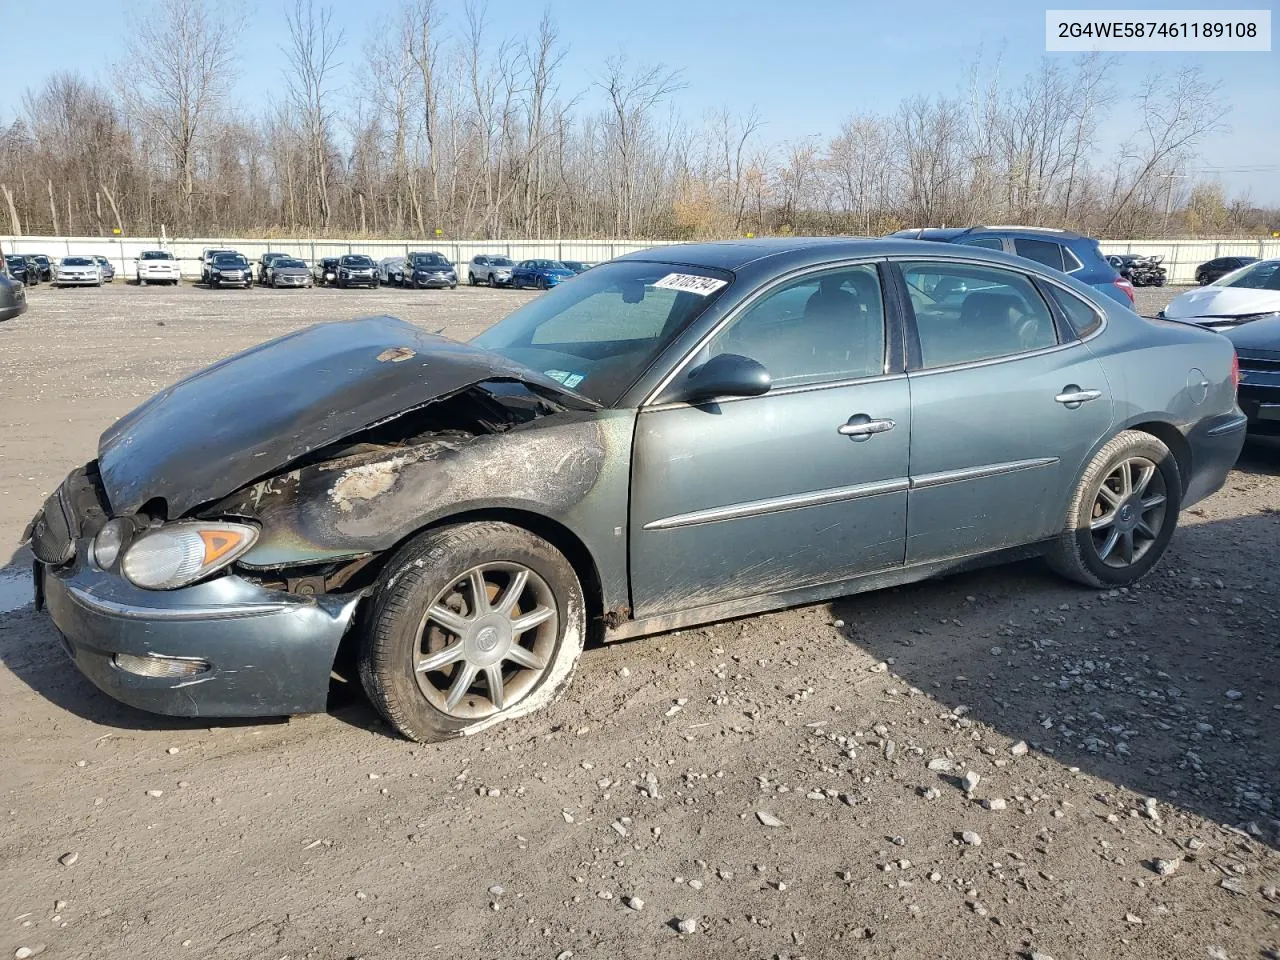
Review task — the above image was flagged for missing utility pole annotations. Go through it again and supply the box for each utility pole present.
[1161,172,1189,235]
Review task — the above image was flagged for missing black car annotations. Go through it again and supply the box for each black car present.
[1196,256,1260,286]
[336,255,378,288]
[4,254,38,286]
[1226,316,1280,436]
[0,254,28,322]
[207,253,253,289]
[30,254,53,281]
[313,257,341,286]
[404,251,457,289]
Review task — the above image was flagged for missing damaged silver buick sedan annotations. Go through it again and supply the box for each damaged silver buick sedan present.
[25,238,1246,742]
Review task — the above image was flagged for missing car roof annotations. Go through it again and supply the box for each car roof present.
[615,236,996,271]
[893,225,1096,242]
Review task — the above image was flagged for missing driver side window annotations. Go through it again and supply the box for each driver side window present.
[705,264,886,388]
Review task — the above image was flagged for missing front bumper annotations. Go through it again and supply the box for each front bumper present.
[340,273,377,286]
[275,275,310,287]
[57,276,99,286]
[0,301,27,322]
[37,554,362,717]
[413,272,455,287]
[1238,374,1280,435]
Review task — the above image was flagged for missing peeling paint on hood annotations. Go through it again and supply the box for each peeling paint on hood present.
[97,315,598,517]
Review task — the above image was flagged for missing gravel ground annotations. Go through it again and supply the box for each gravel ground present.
[0,281,1277,960]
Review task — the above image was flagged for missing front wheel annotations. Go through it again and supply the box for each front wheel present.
[1045,430,1181,588]
[359,521,586,743]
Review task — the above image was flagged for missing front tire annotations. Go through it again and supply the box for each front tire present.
[1045,430,1181,588]
[359,521,586,743]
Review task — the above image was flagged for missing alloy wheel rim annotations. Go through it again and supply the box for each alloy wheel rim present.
[1088,456,1168,568]
[412,562,559,719]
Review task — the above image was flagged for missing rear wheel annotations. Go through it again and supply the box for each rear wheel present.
[1045,430,1181,588]
[359,521,586,742]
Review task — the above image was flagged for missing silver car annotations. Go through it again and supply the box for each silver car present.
[27,238,1245,743]
[53,256,102,287]
[268,258,313,288]
[468,254,515,287]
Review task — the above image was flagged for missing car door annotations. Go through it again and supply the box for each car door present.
[629,262,911,618]
[895,258,1113,563]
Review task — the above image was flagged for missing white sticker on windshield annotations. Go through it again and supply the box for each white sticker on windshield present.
[652,273,727,296]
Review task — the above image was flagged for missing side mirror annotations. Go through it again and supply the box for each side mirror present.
[677,353,770,403]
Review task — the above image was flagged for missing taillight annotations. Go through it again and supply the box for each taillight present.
[1231,351,1240,390]
[1114,277,1135,303]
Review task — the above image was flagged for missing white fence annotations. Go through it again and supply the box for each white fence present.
[3,234,1278,284]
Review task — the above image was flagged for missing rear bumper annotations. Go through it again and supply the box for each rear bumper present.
[1183,410,1248,507]
[38,555,362,718]
[0,301,27,322]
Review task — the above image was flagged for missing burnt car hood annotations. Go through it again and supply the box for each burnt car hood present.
[97,315,598,518]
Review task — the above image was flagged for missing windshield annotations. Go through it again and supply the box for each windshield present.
[472,260,731,406]
[277,259,306,268]
[141,251,173,260]
[63,257,93,266]
[412,254,448,266]
[526,260,567,271]
[1216,259,1280,291]
[342,256,373,266]
[214,255,247,266]
[490,257,513,267]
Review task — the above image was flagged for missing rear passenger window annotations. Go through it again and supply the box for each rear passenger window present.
[901,262,1058,368]
[1045,285,1103,338]
[1013,238,1067,271]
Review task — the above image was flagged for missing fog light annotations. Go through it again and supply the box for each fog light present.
[113,653,210,679]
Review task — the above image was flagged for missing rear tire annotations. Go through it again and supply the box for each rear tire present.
[359,521,586,743]
[1045,430,1181,588]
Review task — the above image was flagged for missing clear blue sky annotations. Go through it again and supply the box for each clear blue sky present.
[4,0,1277,203]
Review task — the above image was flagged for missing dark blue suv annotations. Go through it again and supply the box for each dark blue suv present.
[890,226,1135,308]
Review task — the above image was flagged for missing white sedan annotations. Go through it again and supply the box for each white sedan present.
[1162,258,1280,331]
[135,250,182,285]
[53,256,102,287]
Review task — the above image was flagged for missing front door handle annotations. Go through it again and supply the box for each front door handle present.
[839,414,896,440]
[1055,386,1103,407]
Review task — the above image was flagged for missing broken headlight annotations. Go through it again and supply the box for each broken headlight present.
[121,521,258,590]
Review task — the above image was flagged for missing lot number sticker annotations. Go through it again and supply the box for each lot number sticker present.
[653,273,728,296]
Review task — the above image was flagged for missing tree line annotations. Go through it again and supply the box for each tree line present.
[0,1,1271,242]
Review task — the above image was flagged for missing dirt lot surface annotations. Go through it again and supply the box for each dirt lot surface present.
[1,281,1277,960]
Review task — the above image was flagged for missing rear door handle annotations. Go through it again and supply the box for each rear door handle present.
[1054,387,1103,407]
[839,415,896,440]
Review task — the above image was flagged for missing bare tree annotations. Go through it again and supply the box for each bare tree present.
[120,2,236,232]
[598,55,685,235]
[1102,66,1226,234]
[283,0,345,230]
